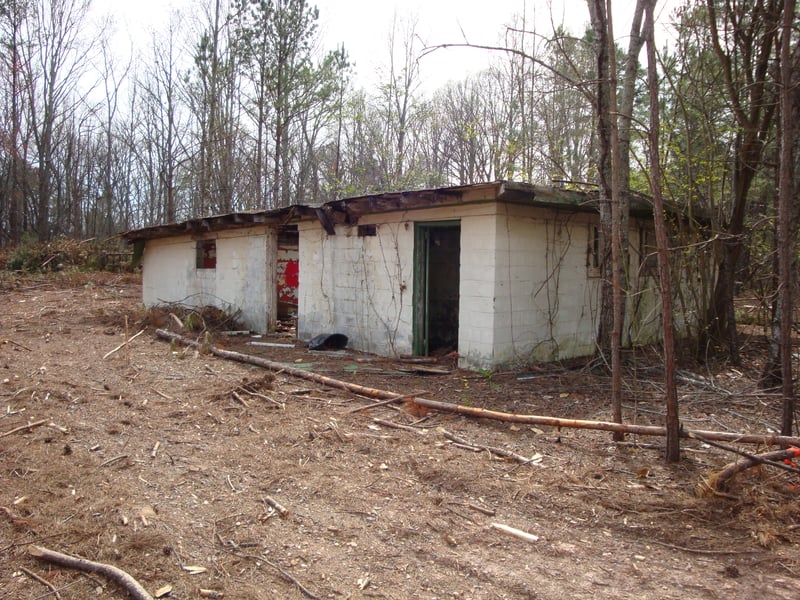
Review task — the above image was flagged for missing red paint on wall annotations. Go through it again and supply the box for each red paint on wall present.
[277,243,299,306]
[282,259,299,289]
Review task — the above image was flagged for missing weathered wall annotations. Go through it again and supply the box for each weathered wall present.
[297,214,416,357]
[298,203,510,358]
[474,205,602,369]
[135,202,694,370]
[142,227,276,333]
[297,202,682,371]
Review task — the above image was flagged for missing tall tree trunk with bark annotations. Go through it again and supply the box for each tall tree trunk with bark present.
[776,0,797,435]
[644,0,680,461]
[587,0,625,439]
[588,0,614,362]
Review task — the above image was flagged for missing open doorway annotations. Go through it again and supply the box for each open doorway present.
[413,221,461,356]
[276,226,299,321]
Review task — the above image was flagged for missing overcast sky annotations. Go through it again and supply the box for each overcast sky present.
[94,0,680,91]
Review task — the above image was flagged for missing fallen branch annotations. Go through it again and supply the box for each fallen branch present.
[157,329,429,405]
[373,418,425,433]
[231,390,249,407]
[348,391,427,413]
[1,505,33,528]
[29,545,153,600]
[440,428,540,465]
[99,454,129,468]
[703,447,800,492]
[264,495,289,517]
[412,397,800,447]
[48,422,68,435]
[2,339,32,352]
[169,313,184,329]
[19,566,62,599]
[688,433,800,476]
[648,538,759,555]
[215,535,319,599]
[464,502,496,516]
[156,330,800,448]
[103,329,145,360]
[236,386,284,408]
[1,419,49,438]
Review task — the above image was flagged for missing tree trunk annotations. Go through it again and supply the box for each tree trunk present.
[587,0,614,360]
[776,0,796,435]
[617,0,646,192]
[645,0,680,462]
[588,0,626,440]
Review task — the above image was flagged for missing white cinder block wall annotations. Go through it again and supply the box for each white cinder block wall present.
[298,215,416,357]
[216,228,276,333]
[297,203,676,371]
[472,205,602,369]
[142,227,275,333]
[456,210,499,369]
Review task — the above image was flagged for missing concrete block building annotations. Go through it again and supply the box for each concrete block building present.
[124,181,700,371]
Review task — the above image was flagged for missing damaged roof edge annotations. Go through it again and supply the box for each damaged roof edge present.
[122,206,303,242]
[123,180,686,243]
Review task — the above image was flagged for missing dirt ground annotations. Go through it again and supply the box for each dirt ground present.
[1,272,800,600]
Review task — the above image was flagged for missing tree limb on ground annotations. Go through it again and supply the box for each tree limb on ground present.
[29,545,154,600]
[701,447,800,493]
[1,419,49,438]
[440,428,540,465]
[156,329,800,448]
[688,432,800,476]
[103,329,145,360]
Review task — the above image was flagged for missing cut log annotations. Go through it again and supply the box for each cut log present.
[155,329,800,448]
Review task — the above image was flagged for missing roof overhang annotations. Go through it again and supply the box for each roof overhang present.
[122,207,297,242]
[122,180,694,243]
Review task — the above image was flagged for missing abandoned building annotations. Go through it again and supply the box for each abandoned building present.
[123,181,701,371]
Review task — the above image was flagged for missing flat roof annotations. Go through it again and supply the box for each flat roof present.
[123,180,662,242]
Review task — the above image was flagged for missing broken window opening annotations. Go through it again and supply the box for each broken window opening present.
[196,239,217,269]
[588,225,601,276]
[358,224,377,237]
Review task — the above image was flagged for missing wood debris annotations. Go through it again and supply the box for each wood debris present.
[1,419,49,438]
[490,522,540,543]
[29,545,154,600]
[157,329,800,448]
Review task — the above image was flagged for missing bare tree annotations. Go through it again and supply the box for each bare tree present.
[137,14,188,223]
[377,12,425,188]
[643,0,680,461]
[0,0,30,246]
[587,0,624,437]
[538,28,596,184]
[95,40,130,237]
[22,0,94,241]
[703,0,781,363]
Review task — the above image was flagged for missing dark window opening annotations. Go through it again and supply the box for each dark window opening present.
[196,239,217,269]
[358,224,377,237]
[588,225,601,273]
